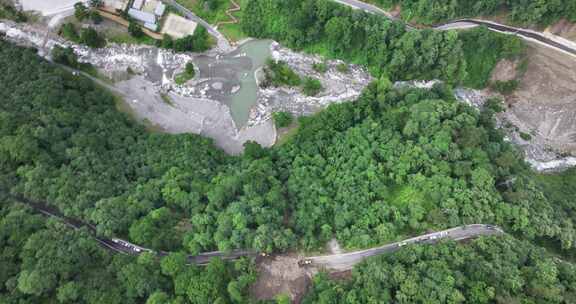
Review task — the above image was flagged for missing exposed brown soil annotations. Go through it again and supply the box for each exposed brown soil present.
[250,254,315,304]
[499,42,576,157]
[328,270,352,281]
[490,59,518,82]
[511,44,576,106]
[548,19,576,42]
[389,5,401,18]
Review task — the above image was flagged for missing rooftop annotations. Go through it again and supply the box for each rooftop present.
[128,8,156,24]
[161,13,198,39]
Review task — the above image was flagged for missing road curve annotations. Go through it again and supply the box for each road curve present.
[331,0,576,58]
[163,0,233,52]
[5,190,504,269]
[439,19,576,58]
[305,224,504,271]
[332,0,396,20]
[2,191,256,265]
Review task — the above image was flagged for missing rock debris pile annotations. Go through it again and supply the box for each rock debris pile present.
[248,42,373,126]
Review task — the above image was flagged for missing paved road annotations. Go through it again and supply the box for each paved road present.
[163,0,233,52]
[332,0,576,58]
[4,191,255,265]
[332,0,395,19]
[332,0,414,29]
[305,224,504,271]
[440,19,576,58]
[6,189,504,269]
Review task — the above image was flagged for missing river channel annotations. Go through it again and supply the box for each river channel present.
[193,39,272,128]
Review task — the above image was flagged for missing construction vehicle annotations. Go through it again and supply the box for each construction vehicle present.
[298,259,313,267]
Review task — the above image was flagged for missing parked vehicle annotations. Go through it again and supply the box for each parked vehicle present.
[298,259,313,267]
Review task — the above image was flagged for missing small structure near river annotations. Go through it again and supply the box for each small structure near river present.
[0,21,371,154]
[127,0,165,32]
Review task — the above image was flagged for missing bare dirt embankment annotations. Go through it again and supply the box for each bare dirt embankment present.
[548,19,576,43]
[490,59,518,82]
[251,255,313,303]
[496,42,576,169]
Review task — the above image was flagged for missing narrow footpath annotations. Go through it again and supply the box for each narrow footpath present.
[215,0,241,27]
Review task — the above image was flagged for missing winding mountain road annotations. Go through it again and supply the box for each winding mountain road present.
[332,0,576,58]
[7,188,503,270]
[3,191,256,265]
[440,19,576,58]
[332,0,397,20]
[305,224,504,271]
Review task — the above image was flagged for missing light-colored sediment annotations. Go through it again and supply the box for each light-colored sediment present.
[501,42,576,171]
[251,255,314,304]
[4,19,574,169]
[248,42,372,126]
[0,21,371,155]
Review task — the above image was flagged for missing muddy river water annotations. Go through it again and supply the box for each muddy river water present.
[194,39,272,127]
[3,18,576,167]
[228,39,272,127]
[0,21,367,154]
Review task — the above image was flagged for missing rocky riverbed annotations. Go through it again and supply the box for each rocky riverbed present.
[454,87,576,172]
[0,21,372,154]
[249,42,372,126]
[2,20,574,169]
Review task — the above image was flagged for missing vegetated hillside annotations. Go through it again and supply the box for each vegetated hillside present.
[241,0,526,90]
[303,236,576,303]
[1,39,576,258]
[0,40,229,251]
[0,201,257,304]
[273,79,574,251]
[2,26,576,303]
[459,26,525,89]
[535,168,576,260]
[242,0,468,84]
[369,0,576,26]
[0,1,27,22]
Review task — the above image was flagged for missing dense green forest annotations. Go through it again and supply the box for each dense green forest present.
[242,0,467,83]
[241,0,525,90]
[0,1,27,22]
[2,37,575,257]
[275,80,575,251]
[304,236,576,303]
[3,0,576,297]
[0,201,256,304]
[2,2,576,299]
[459,26,525,88]
[0,40,230,250]
[370,0,576,26]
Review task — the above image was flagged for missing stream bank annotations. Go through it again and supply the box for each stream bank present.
[0,21,371,154]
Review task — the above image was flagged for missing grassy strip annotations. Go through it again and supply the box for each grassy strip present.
[174,62,196,85]
[176,0,229,24]
[105,31,157,45]
[160,93,174,106]
[175,0,246,42]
